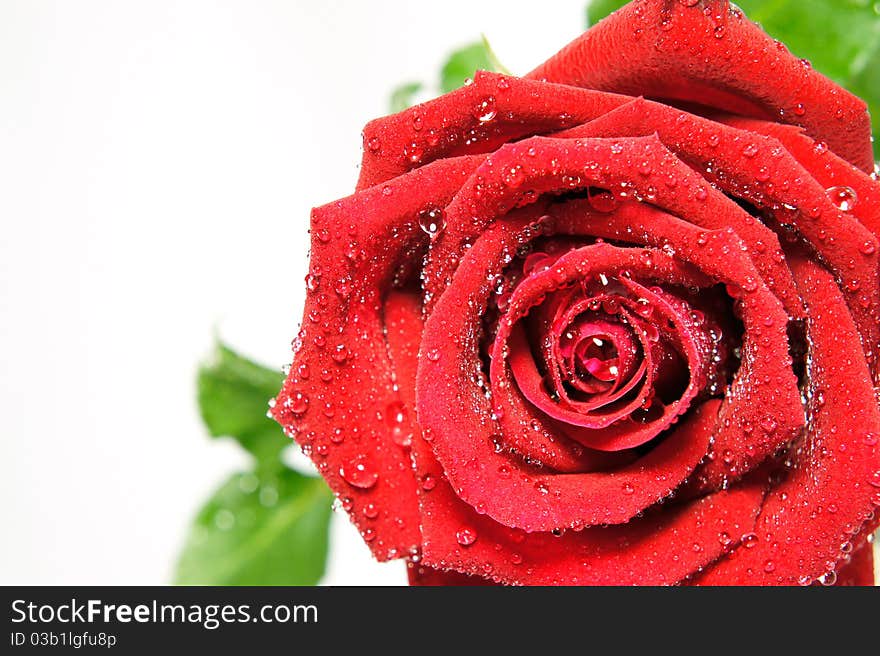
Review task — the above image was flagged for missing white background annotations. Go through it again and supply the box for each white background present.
[0,0,589,585]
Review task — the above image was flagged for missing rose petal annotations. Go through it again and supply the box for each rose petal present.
[414,441,765,585]
[545,201,804,489]
[358,71,630,189]
[495,267,712,452]
[718,116,880,240]
[419,209,767,529]
[833,540,876,587]
[424,135,801,318]
[407,563,496,586]
[272,156,483,559]
[699,256,880,585]
[556,98,880,361]
[528,0,873,171]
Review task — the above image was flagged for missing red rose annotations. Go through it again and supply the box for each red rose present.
[272,0,880,585]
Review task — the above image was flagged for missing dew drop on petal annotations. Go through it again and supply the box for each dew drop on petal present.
[818,571,837,586]
[332,344,349,364]
[456,527,477,546]
[473,96,497,122]
[418,207,446,237]
[290,392,309,416]
[826,186,858,211]
[587,188,618,213]
[340,457,379,489]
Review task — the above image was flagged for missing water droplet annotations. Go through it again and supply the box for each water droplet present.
[473,96,497,122]
[760,416,778,433]
[742,143,759,158]
[456,527,477,546]
[859,240,876,256]
[332,344,349,364]
[763,560,775,573]
[845,278,861,292]
[741,532,758,548]
[426,347,441,362]
[290,391,308,416]
[818,571,837,586]
[404,142,423,164]
[587,188,618,213]
[503,165,525,188]
[367,136,381,153]
[826,186,857,211]
[418,207,446,237]
[622,482,635,495]
[340,457,379,489]
[363,503,379,519]
[386,401,413,447]
[421,474,437,491]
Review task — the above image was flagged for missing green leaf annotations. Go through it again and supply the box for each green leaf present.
[197,340,286,465]
[175,468,333,585]
[585,0,628,27]
[583,0,880,155]
[440,41,494,93]
[390,81,424,113]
